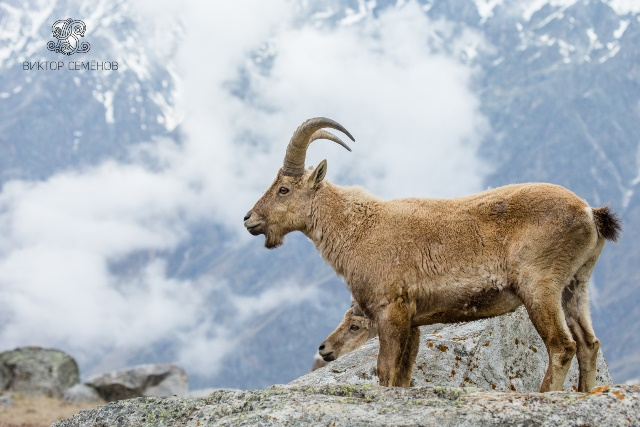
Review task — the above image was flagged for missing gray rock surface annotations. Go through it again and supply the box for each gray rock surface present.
[53,384,640,427]
[0,347,79,398]
[63,383,104,404]
[187,388,231,398]
[294,307,611,392]
[52,310,625,427]
[84,363,188,402]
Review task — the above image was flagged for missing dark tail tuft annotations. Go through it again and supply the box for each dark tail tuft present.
[592,206,622,242]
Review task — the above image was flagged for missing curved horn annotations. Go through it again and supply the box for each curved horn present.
[282,117,355,176]
[308,130,353,151]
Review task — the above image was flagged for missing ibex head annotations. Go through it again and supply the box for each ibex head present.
[319,301,377,362]
[243,117,354,248]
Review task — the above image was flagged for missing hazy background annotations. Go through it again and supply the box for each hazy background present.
[1,0,638,388]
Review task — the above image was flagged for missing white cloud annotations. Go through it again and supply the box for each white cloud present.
[245,2,490,200]
[140,1,491,240]
[233,282,320,323]
[0,0,490,382]
[0,158,323,377]
[0,162,197,256]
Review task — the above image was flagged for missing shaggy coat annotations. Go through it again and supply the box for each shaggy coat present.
[244,117,621,391]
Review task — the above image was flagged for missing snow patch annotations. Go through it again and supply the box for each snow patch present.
[92,90,115,124]
[614,19,629,38]
[557,39,576,63]
[604,0,640,16]
[149,91,180,132]
[474,0,503,21]
[585,27,604,61]
[0,2,54,67]
[599,43,621,63]
[340,0,375,26]
[522,0,578,22]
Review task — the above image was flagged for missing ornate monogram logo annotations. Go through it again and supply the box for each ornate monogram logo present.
[47,19,91,56]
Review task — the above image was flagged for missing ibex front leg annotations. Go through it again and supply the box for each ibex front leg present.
[376,298,415,387]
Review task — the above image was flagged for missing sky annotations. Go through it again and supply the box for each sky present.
[0,0,490,382]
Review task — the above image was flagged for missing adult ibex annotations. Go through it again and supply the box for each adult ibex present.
[244,117,621,391]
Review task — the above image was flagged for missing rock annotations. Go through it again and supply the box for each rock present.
[63,383,104,404]
[84,363,188,402]
[292,307,612,392]
[187,388,229,398]
[51,308,621,426]
[53,384,640,426]
[0,347,80,398]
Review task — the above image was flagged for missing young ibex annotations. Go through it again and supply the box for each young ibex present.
[318,301,377,364]
[244,117,621,391]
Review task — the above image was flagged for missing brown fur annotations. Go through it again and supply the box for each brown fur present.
[318,301,378,363]
[245,128,620,392]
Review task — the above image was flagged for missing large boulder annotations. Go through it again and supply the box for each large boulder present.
[53,384,640,426]
[84,363,188,402]
[293,307,611,392]
[0,347,79,398]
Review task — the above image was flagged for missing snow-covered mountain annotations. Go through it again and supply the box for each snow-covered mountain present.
[0,0,181,182]
[0,0,638,389]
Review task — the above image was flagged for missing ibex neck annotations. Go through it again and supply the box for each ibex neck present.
[305,182,379,275]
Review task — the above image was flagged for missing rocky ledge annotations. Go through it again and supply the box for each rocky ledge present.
[53,308,632,426]
[53,383,639,426]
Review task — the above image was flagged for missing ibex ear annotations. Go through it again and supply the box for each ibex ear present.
[308,159,327,187]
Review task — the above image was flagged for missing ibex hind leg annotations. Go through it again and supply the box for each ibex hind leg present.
[519,276,577,392]
[563,256,602,392]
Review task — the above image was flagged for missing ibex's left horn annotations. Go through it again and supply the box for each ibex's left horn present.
[281,117,354,177]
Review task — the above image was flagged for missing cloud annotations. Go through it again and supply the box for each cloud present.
[0,156,323,377]
[162,0,490,233]
[0,0,490,382]
[247,2,490,200]
[0,162,196,256]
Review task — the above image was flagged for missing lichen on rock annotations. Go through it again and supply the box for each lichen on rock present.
[53,384,640,427]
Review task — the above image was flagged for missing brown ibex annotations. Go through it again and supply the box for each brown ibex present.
[244,117,621,391]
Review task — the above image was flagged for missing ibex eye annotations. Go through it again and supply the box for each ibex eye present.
[278,187,289,195]
[350,325,360,331]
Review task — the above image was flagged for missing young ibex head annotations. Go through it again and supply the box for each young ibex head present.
[244,117,354,248]
[319,301,377,362]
